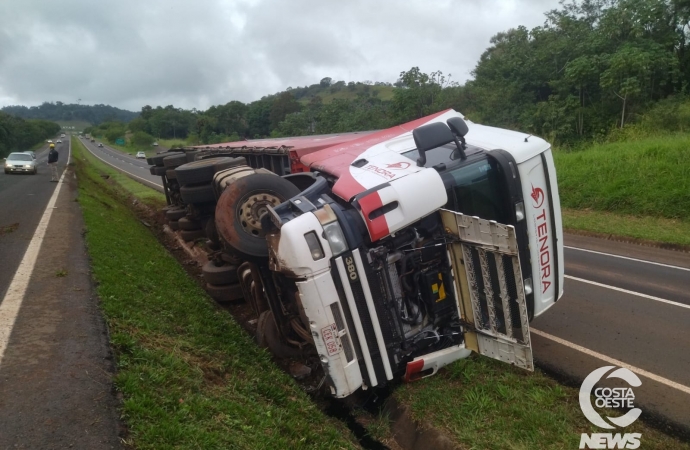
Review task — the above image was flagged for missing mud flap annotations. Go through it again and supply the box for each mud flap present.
[441,210,533,371]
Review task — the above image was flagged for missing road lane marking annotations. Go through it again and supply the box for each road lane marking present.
[80,140,164,190]
[0,140,72,366]
[565,246,690,272]
[565,275,690,310]
[531,328,690,395]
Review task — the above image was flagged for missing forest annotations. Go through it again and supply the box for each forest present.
[0,112,61,158]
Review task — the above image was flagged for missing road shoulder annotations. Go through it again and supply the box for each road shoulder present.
[0,163,122,449]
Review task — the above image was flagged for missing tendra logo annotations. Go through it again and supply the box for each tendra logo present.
[579,366,642,449]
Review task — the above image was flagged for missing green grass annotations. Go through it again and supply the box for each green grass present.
[72,136,165,207]
[396,355,690,449]
[158,138,188,149]
[554,134,690,246]
[562,208,690,247]
[72,140,358,449]
[554,135,690,220]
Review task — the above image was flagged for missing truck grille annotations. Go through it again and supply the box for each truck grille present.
[463,245,529,345]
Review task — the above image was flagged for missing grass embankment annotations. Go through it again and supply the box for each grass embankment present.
[72,139,357,449]
[395,356,689,449]
[72,136,165,207]
[555,134,690,246]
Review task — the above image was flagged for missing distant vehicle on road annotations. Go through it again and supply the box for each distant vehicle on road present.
[98,143,103,148]
[152,142,158,146]
[136,151,146,159]
[57,139,62,144]
[90,138,95,142]
[22,151,36,160]
[61,134,66,138]
[4,152,38,175]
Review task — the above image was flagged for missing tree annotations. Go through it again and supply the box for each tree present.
[269,92,301,130]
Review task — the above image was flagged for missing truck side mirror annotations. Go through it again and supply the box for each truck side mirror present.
[412,122,455,167]
[447,117,469,160]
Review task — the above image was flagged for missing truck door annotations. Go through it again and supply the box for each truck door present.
[440,210,533,371]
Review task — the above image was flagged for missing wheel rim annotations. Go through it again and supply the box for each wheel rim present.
[237,192,281,237]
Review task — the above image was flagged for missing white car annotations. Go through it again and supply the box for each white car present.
[136,151,146,159]
[57,139,62,144]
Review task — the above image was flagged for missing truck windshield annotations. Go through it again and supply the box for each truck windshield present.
[402,147,511,224]
[443,156,510,224]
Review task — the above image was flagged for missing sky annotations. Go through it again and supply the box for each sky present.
[0,0,561,112]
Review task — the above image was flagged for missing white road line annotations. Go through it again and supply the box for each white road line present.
[531,328,690,395]
[80,140,164,190]
[565,275,690,310]
[565,245,690,272]
[0,139,72,366]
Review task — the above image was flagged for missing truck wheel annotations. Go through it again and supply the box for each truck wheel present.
[175,157,245,185]
[180,183,216,204]
[180,229,206,242]
[150,166,167,176]
[168,220,180,231]
[256,310,303,358]
[163,153,188,168]
[146,154,168,166]
[178,217,201,231]
[206,283,244,303]
[166,207,187,221]
[165,169,177,179]
[202,261,239,285]
[215,173,300,260]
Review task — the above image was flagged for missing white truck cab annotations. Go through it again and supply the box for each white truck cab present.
[257,110,563,397]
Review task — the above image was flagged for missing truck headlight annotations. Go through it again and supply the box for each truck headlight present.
[322,221,348,256]
[313,203,349,256]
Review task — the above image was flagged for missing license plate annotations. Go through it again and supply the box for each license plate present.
[321,323,342,356]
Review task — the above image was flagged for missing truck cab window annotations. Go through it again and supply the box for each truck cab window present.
[445,157,510,224]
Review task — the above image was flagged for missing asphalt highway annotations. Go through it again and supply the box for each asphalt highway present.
[532,235,690,430]
[0,141,68,300]
[77,137,164,192]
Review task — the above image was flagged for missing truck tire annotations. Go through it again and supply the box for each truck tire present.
[202,261,239,285]
[180,183,216,204]
[215,173,300,259]
[206,283,244,302]
[178,217,201,231]
[175,157,245,186]
[146,154,168,166]
[166,207,187,221]
[163,153,188,168]
[165,169,177,179]
[205,216,219,242]
[256,310,303,358]
[186,151,199,162]
[180,229,206,242]
[168,220,180,231]
[150,166,167,176]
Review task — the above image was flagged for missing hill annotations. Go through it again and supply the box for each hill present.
[289,79,395,104]
[1,102,138,125]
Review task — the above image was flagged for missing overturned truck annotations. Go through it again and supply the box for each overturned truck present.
[147,109,564,398]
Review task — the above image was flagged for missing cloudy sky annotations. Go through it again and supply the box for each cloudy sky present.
[0,0,560,112]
